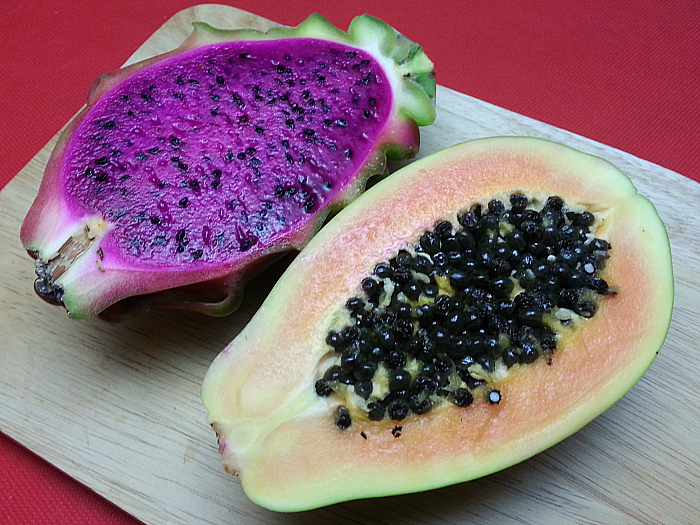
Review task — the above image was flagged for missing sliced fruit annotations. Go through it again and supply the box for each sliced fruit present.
[20,14,436,319]
[201,136,673,511]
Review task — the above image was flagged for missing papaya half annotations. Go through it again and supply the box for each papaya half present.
[201,136,673,511]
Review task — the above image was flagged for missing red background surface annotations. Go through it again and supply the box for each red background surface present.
[1,1,698,523]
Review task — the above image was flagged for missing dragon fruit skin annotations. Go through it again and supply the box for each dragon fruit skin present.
[20,14,436,319]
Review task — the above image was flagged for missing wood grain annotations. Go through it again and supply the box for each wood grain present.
[1,4,698,524]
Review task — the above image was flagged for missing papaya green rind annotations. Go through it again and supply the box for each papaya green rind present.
[201,137,673,511]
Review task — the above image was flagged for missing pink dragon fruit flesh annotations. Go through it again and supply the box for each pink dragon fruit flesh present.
[20,14,436,319]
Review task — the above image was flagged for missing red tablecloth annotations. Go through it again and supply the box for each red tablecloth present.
[2,1,698,523]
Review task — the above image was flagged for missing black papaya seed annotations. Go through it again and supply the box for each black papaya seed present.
[315,379,333,397]
[450,388,474,407]
[386,399,409,421]
[486,389,502,405]
[388,369,412,391]
[410,397,433,415]
[354,380,373,399]
[335,406,352,429]
[367,401,385,421]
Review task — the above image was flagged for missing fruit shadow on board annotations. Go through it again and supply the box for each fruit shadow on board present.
[105,249,299,347]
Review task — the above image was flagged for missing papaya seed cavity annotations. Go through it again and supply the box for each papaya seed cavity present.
[315,191,616,429]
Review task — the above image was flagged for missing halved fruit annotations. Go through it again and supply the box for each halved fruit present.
[20,14,435,319]
[201,136,673,511]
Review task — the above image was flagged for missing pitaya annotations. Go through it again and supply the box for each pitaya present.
[20,14,436,319]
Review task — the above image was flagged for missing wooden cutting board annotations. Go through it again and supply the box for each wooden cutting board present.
[1,4,698,524]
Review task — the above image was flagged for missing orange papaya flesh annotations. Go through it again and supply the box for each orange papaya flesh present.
[201,136,673,511]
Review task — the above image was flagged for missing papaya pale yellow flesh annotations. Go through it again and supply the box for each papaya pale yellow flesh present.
[201,137,673,511]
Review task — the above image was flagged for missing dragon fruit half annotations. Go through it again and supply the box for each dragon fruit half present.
[20,14,436,319]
